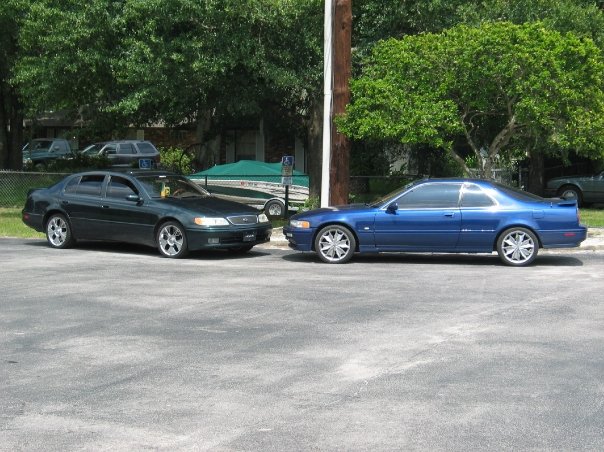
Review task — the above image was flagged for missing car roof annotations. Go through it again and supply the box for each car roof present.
[72,169,179,178]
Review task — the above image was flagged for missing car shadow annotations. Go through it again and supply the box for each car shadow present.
[281,251,584,267]
[22,239,271,260]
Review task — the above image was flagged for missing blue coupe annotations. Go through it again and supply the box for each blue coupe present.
[283,179,587,266]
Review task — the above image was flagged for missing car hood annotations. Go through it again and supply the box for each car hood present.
[291,204,371,219]
[159,196,261,216]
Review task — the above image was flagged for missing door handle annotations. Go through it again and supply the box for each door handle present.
[444,212,455,217]
[101,205,110,209]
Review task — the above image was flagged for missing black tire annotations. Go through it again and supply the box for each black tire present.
[45,213,75,249]
[265,200,285,218]
[156,221,189,258]
[314,225,356,264]
[558,185,583,206]
[496,227,539,267]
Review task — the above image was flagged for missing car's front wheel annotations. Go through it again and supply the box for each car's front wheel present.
[46,213,75,249]
[496,227,538,266]
[157,221,188,258]
[314,225,356,264]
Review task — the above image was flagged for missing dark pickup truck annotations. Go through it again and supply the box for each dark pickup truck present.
[22,138,75,169]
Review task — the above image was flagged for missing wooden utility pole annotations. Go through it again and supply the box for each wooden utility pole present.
[330,0,351,206]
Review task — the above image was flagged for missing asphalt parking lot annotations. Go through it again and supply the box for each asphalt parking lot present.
[1,238,603,451]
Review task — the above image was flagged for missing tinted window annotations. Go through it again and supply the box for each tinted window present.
[461,184,495,207]
[395,183,461,208]
[76,175,105,197]
[137,142,157,155]
[103,144,117,155]
[118,143,136,155]
[107,176,138,199]
[64,177,79,194]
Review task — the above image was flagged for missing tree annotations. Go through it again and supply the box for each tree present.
[338,22,604,181]
[0,0,28,169]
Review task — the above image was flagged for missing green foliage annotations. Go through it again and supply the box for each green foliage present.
[339,21,604,178]
[158,147,193,175]
[301,195,320,211]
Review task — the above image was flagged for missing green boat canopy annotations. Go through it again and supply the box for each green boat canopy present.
[190,160,308,187]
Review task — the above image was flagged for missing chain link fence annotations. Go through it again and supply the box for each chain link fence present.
[0,171,68,208]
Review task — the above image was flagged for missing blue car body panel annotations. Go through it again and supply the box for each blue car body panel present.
[284,179,587,259]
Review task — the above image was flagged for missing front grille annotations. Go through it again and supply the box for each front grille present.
[227,215,258,225]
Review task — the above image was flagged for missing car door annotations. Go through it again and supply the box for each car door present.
[373,182,462,251]
[116,142,138,166]
[456,182,499,251]
[61,174,109,239]
[99,175,159,245]
[581,171,604,203]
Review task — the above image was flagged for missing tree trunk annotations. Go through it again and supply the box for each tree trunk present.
[527,149,545,196]
[0,85,8,169]
[306,99,323,198]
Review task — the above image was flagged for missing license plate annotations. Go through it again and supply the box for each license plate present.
[243,232,256,242]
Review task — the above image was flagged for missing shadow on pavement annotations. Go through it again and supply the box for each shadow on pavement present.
[281,251,585,267]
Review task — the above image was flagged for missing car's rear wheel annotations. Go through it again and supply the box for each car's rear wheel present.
[496,227,538,266]
[157,221,188,258]
[558,185,583,206]
[314,225,356,264]
[46,213,74,249]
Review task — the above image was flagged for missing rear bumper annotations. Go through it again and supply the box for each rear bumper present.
[22,210,45,232]
[539,227,587,249]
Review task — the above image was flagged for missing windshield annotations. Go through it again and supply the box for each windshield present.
[369,181,418,207]
[137,175,211,199]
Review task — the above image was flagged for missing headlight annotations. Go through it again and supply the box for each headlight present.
[290,219,310,229]
[258,213,270,223]
[194,217,229,226]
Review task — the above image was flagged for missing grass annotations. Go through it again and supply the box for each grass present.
[2,207,603,240]
[0,208,44,238]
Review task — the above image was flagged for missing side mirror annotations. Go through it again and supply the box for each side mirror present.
[386,202,398,213]
[126,194,141,203]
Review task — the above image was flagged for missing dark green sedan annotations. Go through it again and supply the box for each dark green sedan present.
[22,170,272,258]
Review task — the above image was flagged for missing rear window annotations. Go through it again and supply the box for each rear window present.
[137,142,157,154]
[494,183,543,202]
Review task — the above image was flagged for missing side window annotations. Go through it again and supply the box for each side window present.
[118,143,136,155]
[395,183,461,208]
[76,175,105,197]
[137,142,156,155]
[461,184,496,208]
[64,176,80,194]
[103,144,117,155]
[107,176,138,199]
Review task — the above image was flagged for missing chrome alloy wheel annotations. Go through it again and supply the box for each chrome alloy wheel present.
[158,222,187,257]
[498,228,537,266]
[316,225,355,263]
[47,215,69,247]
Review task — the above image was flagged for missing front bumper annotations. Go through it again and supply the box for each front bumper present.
[186,224,272,250]
[283,226,315,251]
